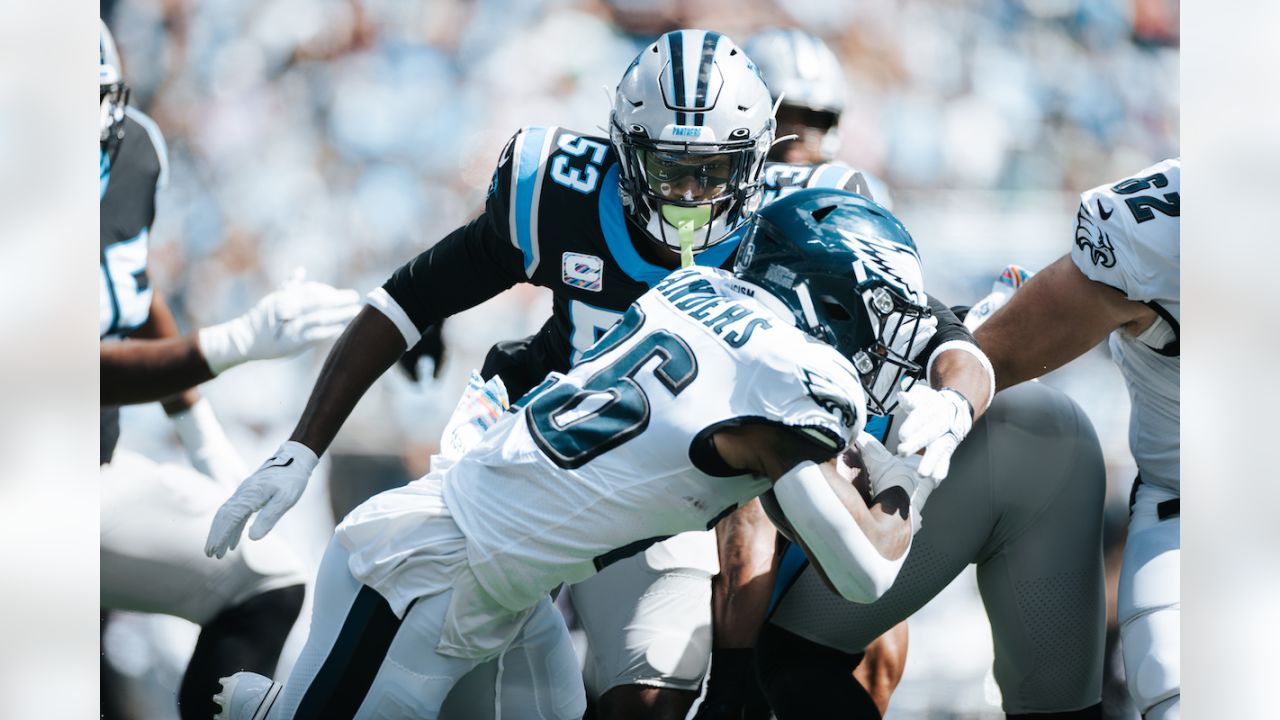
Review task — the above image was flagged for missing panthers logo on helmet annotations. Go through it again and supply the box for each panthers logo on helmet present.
[1073,202,1117,268]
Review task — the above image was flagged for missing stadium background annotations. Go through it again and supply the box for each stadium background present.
[100,0,1178,717]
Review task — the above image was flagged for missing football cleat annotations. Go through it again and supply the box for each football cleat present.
[213,672,282,720]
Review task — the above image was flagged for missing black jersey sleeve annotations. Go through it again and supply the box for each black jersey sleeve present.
[907,294,978,376]
[380,132,529,331]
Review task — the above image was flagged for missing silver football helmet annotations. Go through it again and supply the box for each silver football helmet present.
[743,28,846,161]
[100,19,129,152]
[609,30,775,256]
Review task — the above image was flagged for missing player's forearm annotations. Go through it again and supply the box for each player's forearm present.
[927,346,993,418]
[100,336,216,405]
[976,255,1127,390]
[136,293,203,415]
[712,499,779,649]
[774,461,910,603]
[288,306,407,456]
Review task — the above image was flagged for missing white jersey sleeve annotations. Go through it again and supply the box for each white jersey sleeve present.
[1070,158,1179,305]
[745,334,866,453]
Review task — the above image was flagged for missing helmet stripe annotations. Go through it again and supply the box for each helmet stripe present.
[667,31,687,125]
[692,32,722,126]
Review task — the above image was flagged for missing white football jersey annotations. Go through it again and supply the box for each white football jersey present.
[440,266,867,611]
[1070,158,1179,493]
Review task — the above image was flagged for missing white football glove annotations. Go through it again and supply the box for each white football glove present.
[205,440,318,558]
[197,269,361,375]
[895,384,973,482]
[855,432,926,536]
[170,397,247,486]
[435,370,510,468]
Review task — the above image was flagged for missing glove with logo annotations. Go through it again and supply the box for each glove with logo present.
[894,384,973,481]
[198,268,361,375]
[205,440,318,558]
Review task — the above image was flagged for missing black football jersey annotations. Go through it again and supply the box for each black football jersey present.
[100,108,166,340]
[381,126,970,400]
[100,108,167,463]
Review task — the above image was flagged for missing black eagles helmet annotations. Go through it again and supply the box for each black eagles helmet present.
[733,188,933,415]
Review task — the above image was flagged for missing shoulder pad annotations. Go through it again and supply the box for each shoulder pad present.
[752,336,866,450]
[124,106,168,191]
[1071,158,1179,303]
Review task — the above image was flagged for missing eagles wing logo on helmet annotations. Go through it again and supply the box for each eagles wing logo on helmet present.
[842,229,926,304]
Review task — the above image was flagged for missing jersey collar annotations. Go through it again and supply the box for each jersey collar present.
[598,163,742,287]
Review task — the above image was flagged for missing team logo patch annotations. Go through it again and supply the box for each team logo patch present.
[562,252,604,292]
[1074,202,1116,268]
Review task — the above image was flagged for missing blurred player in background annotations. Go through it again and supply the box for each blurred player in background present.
[99,20,360,719]
[206,30,992,720]
[978,159,1181,720]
[212,190,923,720]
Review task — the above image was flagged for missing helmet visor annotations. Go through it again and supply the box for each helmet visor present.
[640,149,741,204]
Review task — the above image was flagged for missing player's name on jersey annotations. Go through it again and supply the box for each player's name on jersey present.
[652,270,772,348]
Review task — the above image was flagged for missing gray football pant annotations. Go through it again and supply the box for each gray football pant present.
[769,381,1108,715]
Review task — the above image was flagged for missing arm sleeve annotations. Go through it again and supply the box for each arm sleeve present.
[906,295,976,376]
[377,132,530,336]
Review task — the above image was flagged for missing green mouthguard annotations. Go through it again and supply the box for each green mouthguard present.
[662,205,711,268]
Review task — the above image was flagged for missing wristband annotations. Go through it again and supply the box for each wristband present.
[937,386,975,420]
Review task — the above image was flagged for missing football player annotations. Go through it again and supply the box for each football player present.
[694,28,913,718]
[744,26,893,209]
[99,20,360,719]
[206,31,992,719]
[692,198,1108,720]
[976,159,1180,720]
[211,190,925,720]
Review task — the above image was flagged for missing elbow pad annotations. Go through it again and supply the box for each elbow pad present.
[773,461,908,603]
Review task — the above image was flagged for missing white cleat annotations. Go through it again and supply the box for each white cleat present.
[213,671,283,720]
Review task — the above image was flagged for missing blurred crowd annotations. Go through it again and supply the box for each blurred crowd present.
[104,0,1177,450]
[102,2,1176,716]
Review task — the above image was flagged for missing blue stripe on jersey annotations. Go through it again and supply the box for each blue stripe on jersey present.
[100,148,111,200]
[768,541,810,616]
[865,414,890,443]
[514,127,549,274]
[809,163,851,189]
[598,164,743,286]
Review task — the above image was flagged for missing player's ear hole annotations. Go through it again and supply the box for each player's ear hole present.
[819,297,852,321]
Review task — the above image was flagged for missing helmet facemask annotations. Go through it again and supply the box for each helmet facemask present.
[610,30,776,263]
[100,20,128,160]
[611,120,770,261]
[847,282,932,416]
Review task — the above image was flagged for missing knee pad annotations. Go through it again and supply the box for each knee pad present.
[1120,605,1179,716]
[1144,694,1179,720]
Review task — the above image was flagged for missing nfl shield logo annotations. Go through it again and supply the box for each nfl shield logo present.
[562,252,603,292]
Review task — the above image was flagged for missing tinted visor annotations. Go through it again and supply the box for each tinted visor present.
[641,149,742,203]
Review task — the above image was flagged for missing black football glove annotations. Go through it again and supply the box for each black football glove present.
[398,320,446,382]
